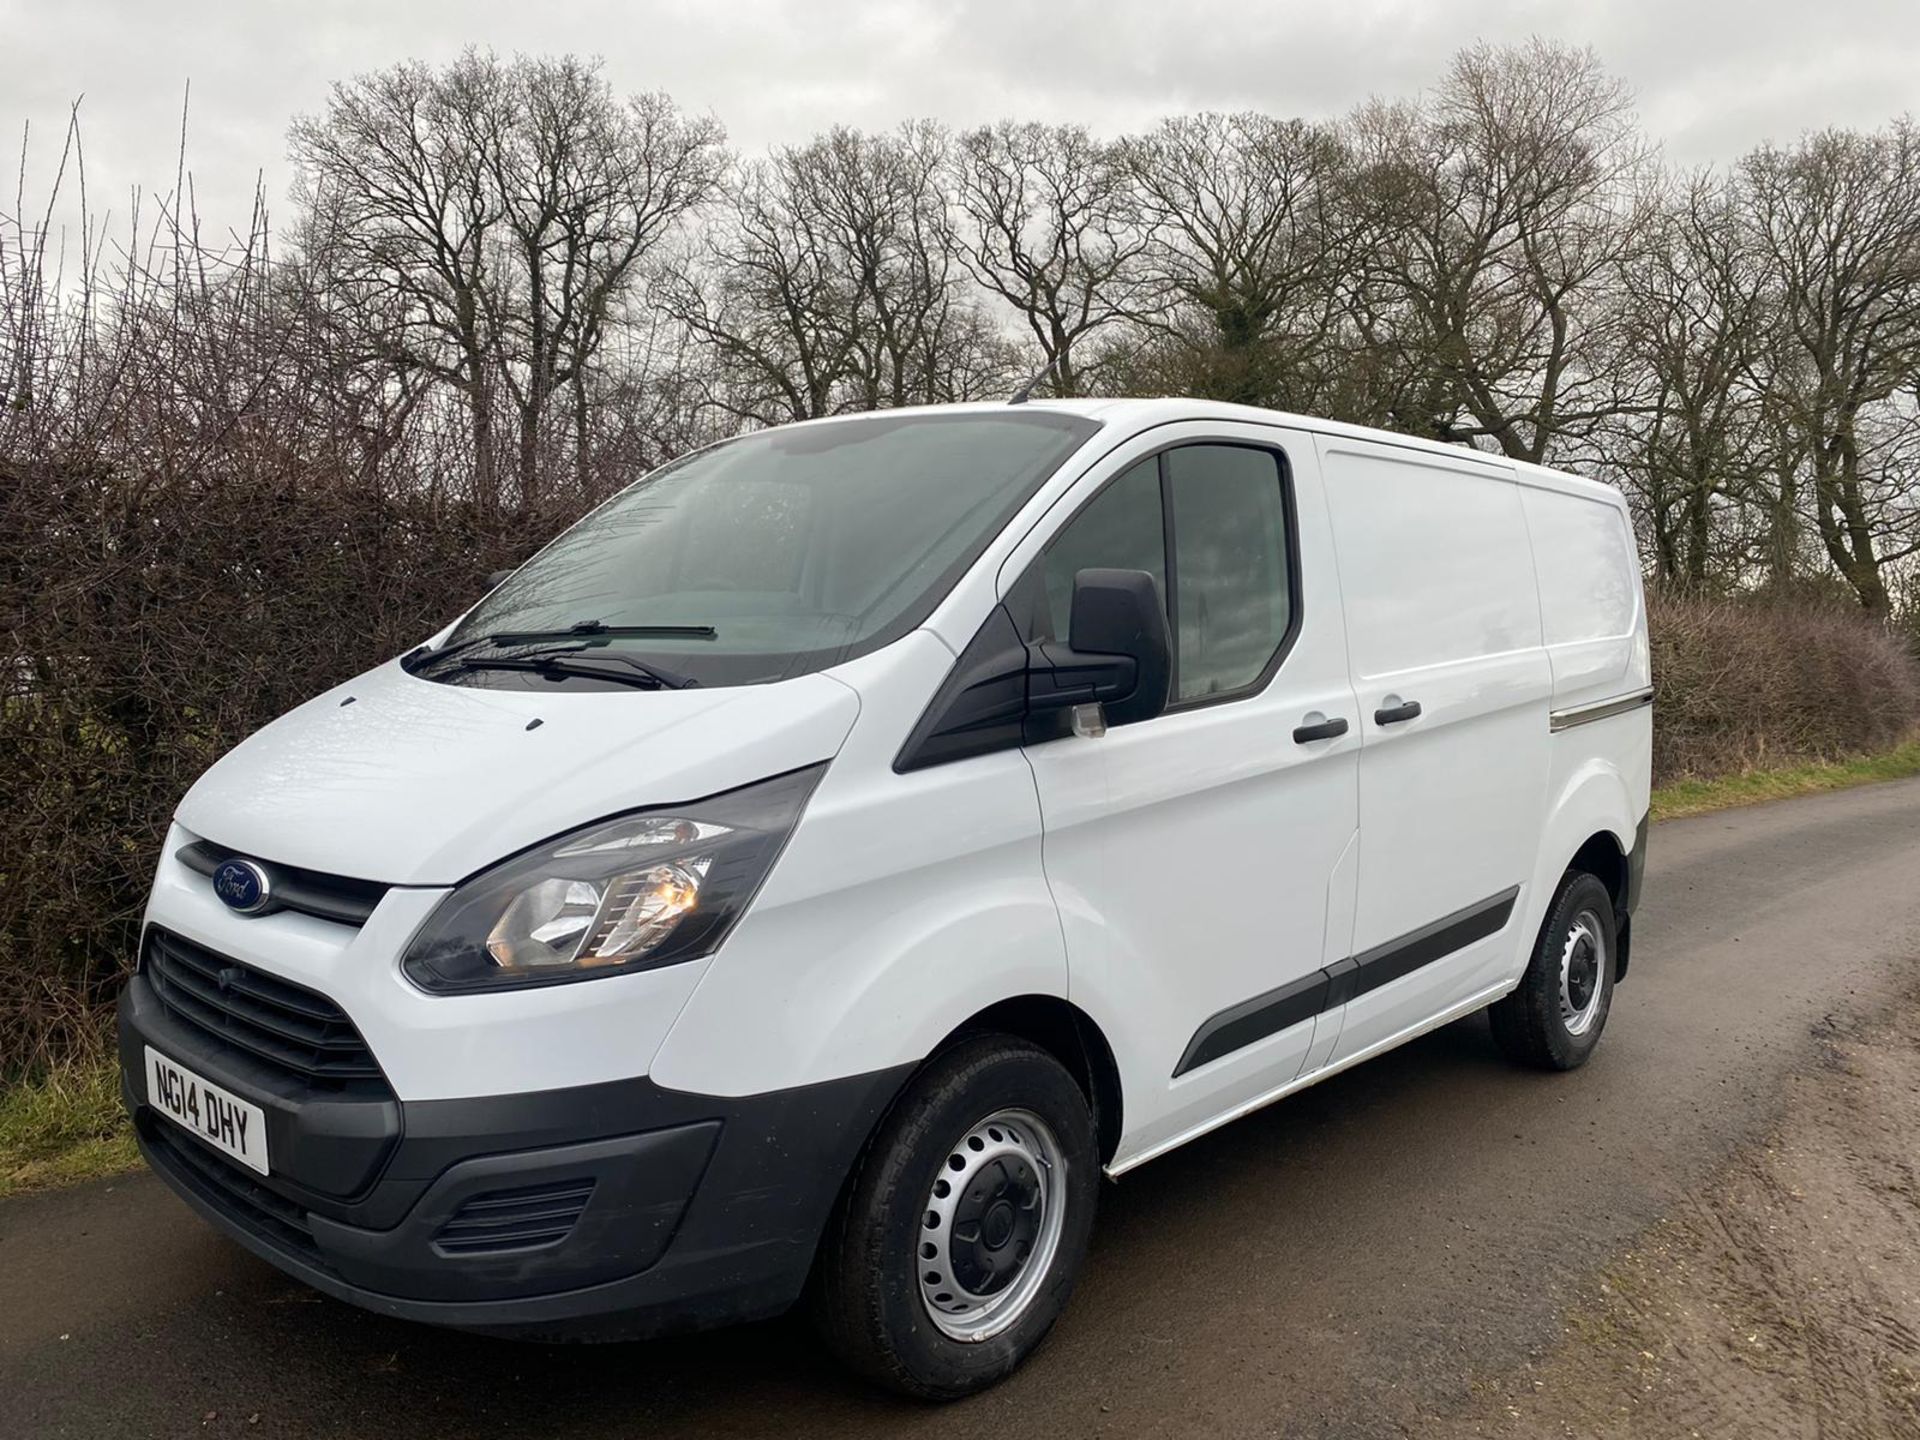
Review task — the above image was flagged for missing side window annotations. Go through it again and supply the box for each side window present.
[1165,446,1293,700]
[1034,443,1295,707]
[1041,458,1165,640]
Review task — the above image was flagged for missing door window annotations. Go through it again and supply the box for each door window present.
[1166,446,1292,700]
[1035,443,1294,706]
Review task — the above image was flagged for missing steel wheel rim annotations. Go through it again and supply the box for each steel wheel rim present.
[915,1107,1067,1343]
[1560,907,1608,1037]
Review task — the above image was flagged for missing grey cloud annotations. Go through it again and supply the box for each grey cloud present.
[5,0,1916,244]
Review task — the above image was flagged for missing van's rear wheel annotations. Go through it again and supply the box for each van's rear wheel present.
[811,1035,1098,1399]
[1489,870,1617,1070]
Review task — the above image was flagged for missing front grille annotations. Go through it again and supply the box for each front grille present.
[433,1180,597,1255]
[141,1114,329,1271]
[177,839,389,927]
[143,928,388,1092]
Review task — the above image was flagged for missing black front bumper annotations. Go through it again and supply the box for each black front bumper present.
[119,975,909,1339]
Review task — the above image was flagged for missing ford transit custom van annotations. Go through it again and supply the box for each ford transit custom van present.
[119,399,1652,1398]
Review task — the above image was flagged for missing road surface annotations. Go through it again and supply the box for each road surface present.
[6,778,1920,1438]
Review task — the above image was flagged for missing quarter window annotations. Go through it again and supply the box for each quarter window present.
[1041,458,1165,641]
[1036,443,1294,706]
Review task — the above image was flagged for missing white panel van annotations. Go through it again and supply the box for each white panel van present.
[118,400,1652,1397]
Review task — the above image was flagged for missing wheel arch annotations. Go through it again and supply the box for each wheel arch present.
[1569,829,1628,916]
[1533,759,1641,982]
[933,994,1125,1167]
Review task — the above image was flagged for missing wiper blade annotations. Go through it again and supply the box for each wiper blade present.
[403,633,494,671]
[486,621,718,644]
[403,620,716,675]
[448,651,700,691]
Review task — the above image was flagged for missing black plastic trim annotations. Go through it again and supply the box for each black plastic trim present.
[1173,886,1522,1077]
[894,604,1034,771]
[1617,812,1649,983]
[122,968,915,1337]
[1172,971,1331,1077]
[122,973,401,1202]
[178,840,389,926]
[1625,813,1649,917]
[1348,887,1519,999]
[433,1178,599,1256]
[1292,716,1349,743]
[142,929,389,1091]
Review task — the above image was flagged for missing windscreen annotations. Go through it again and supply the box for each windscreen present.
[447,410,1100,687]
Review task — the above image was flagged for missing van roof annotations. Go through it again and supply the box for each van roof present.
[791,398,1624,507]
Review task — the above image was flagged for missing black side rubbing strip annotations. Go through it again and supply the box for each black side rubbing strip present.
[1344,886,1519,1002]
[1173,971,1330,1078]
[1171,885,1522,1078]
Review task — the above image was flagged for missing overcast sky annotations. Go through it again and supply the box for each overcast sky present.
[5,0,1918,248]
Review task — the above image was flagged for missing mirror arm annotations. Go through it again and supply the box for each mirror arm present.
[1025,640,1138,714]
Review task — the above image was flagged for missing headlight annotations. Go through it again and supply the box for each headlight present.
[401,765,825,994]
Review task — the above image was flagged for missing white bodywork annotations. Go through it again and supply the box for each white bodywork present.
[148,399,1651,1172]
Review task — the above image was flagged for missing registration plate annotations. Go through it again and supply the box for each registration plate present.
[144,1045,270,1176]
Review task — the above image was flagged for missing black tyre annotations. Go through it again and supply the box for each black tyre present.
[1489,870,1617,1070]
[811,1035,1099,1400]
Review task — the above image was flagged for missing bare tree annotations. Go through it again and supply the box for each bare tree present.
[1121,112,1345,407]
[948,121,1144,397]
[1741,121,1920,614]
[290,50,722,513]
[1612,172,1774,588]
[482,59,723,500]
[664,148,863,424]
[670,124,1012,423]
[290,55,507,509]
[1345,40,1650,462]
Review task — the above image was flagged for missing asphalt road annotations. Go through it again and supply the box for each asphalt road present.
[7,779,1920,1439]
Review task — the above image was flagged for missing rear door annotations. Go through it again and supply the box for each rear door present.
[1012,424,1361,1165]
[1315,436,1553,1066]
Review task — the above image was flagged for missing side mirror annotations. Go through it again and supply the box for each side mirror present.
[484,568,513,591]
[1027,567,1172,728]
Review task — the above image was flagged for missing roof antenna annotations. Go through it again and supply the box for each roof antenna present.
[1007,362,1052,405]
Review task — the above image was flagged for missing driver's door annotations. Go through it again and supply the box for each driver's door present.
[1005,425,1360,1169]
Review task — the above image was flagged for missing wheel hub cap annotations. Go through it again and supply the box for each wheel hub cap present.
[1566,943,1595,1009]
[1559,909,1609,1037]
[949,1159,1040,1295]
[916,1109,1067,1342]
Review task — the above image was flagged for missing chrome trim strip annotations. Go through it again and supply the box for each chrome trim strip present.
[1550,686,1654,733]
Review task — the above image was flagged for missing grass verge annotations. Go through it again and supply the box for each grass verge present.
[1650,738,1920,821]
[0,1056,138,1199]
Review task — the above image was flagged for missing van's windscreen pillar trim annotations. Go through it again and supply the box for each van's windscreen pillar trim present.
[1549,687,1653,733]
[1172,886,1521,1078]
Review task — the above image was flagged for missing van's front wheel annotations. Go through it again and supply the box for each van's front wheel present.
[811,1035,1098,1399]
[1490,869,1617,1070]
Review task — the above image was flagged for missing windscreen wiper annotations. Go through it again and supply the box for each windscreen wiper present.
[448,650,700,691]
[403,621,717,675]
[486,621,718,645]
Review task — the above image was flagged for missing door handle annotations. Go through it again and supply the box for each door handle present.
[1374,699,1423,726]
[1292,716,1349,744]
